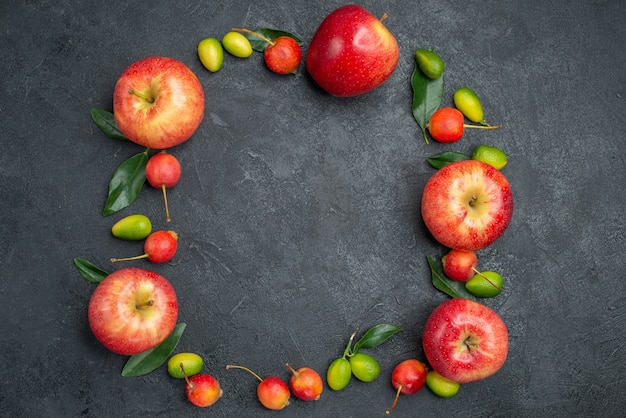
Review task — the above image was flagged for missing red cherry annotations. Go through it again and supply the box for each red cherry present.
[145,151,181,222]
[428,107,465,143]
[226,364,290,410]
[264,36,302,74]
[110,230,178,264]
[442,249,478,282]
[185,373,222,407]
[286,363,323,401]
[385,359,428,414]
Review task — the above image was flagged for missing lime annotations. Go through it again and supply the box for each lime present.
[326,357,352,390]
[471,145,508,169]
[198,37,224,72]
[453,87,484,123]
[425,371,460,398]
[349,353,380,382]
[167,352,204,379]
[111,214,152,241]
[222,31,253,58]
[415,48,445,79]
[465,271,503,298]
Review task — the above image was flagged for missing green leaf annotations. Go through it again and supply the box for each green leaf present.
[243,28,304,52]
[352,324,403,354]
[73,258,109,284]
[102,150,149,216]
[426,151,470,169]
[90,108,129,141]
[121,323,187,377]
[426,256,476,300]
[411,64,444,144]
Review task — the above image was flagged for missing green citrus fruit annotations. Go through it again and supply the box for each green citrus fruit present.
[167,352,204,379]
[349,353,380,382]
[326,357,352,390]
[465,271,503,298]
[222,32,253,58]
[198,37,224,72]
[415,48,445,79]
[471,145,508,169]
[111,214,152,241]
[453,87,485,123]
[426,370,460,398]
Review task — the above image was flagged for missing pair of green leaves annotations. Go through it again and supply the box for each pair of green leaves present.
[426,256,476,300]
[341,324,403,358]
[241,28,303,52]
[411,60,444,144]
[73,257,186,377]
[90,108,148,216]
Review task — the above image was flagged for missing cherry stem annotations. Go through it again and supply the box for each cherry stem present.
[385,384,403,414]
[181,363,192,386]
[463,123,502,130]
[226,364,263,382]
[161,184,171,222]
[128,88,154,103]
[471,267,502,290]
[285,363,298,376]
[231,28,275,47]
[110,253,149,263]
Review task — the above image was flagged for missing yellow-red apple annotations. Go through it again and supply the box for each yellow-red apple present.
[421,160,513,251]
[88,267,178,355]
[113,56,204,149]
[305,4,399,97]
[422,298,508,384]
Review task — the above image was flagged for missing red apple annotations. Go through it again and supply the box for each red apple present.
[113,56,204,149]
[421,160,513,251]
[305,4,399,97]
[422,298,508,384]
[88,267,178,355]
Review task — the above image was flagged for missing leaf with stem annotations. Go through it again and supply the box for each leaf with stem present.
[411,64,444,144]
[352,324,403,354]
[73,258,109,284]
[238,28,303,52]
[102,149,149,216]
[427,256,476,300]
[90,108,129,141]
[121,323,187,377]
[426,151,470,169]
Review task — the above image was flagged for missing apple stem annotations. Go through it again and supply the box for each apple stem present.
[463,123,502,130]
[226,364,263,382]
[385,384,403,414]
[231,28,275,47]
[161,184,171,222]
[110,253,149,263]
[128,88,154,104]
[136,300,154,309]
[379,13,389,23]
[471,267,502,290]
[469,194,478,207]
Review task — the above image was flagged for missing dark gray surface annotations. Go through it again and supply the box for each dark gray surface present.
[1,0,624,416]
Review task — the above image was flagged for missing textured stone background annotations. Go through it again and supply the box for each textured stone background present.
[1,0,624,416]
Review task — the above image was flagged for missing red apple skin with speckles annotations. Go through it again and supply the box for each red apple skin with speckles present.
[422,298,508,384]
[305,4,399,97]
[421,159,514,251]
